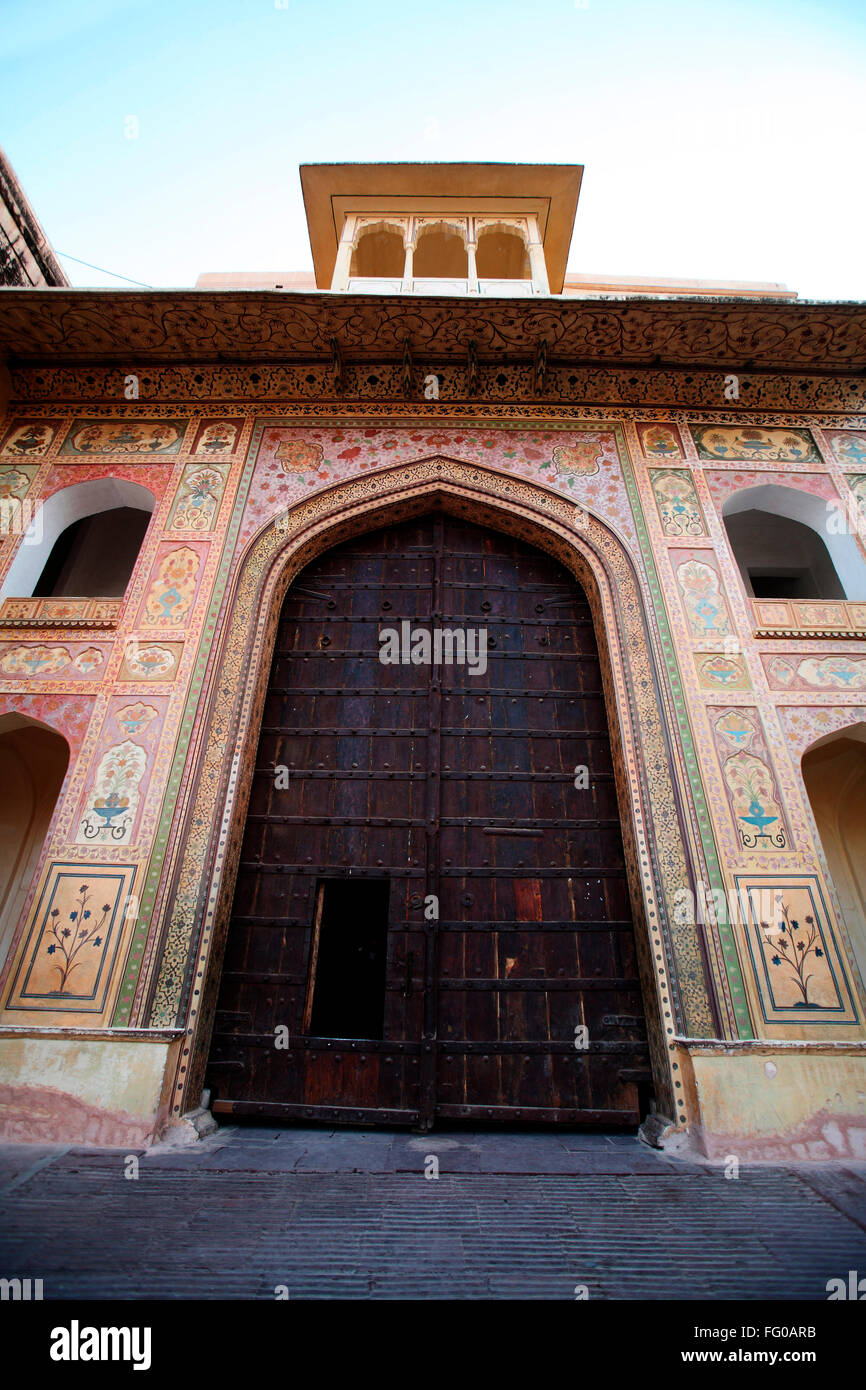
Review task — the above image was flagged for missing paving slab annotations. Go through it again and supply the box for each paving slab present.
[1,1124,864,1299]
[0,1143,69,1193]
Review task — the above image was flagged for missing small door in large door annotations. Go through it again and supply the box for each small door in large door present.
[206,512,650,1126]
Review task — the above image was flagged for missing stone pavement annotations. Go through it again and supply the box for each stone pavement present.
[1,1125,865,1300]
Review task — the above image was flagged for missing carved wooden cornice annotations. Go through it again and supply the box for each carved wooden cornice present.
[9,362,866,414]
[1,289,865,374]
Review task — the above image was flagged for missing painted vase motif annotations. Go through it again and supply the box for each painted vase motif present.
[677,559,731,637]
[196,422,238,456]
[642,425,681,458]
[651,470,704,536]
[0,644,70,676]
[694,425,818,462]
[144,548,200,627]
[1,423,54,457]
[78,740,147,845]
[124,643,177,679]
[69,422,182,454]
[169,466,226,532]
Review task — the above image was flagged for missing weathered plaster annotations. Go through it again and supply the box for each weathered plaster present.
[0,1029,182,1146]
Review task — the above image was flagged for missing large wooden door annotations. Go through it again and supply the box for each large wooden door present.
[207,512,650,1127]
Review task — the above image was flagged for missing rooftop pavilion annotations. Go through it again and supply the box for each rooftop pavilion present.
[196,162,797,301]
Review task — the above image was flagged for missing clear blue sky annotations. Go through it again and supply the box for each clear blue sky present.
[1,0,864,298]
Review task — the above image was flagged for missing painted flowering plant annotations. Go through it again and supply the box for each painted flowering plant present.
[761,896,824,1006]
[43,885,111,995]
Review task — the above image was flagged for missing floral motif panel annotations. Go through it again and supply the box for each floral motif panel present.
[672,550,733,639]
[119,641,182,681]
[60,419,188,455]
[709,706,790,851]
[694,652,752,690]
[825,431,866,470]
[191,419,243,457]
[636,421,684,459]
[762,654,866,691]
[0,421,57,457]
[0,463,39,499]
[166,464,230,532]
[843,474,866,526]
[0,642,108,679]
[733,874,859,1025]
[75,696,168,847]
[138,545,205,629]
[3,862,138,1015]
[649,468,706,537]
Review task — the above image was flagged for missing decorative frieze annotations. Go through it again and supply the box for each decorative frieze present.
[751,598,866,639]
[0,597,121,628]
[9,361,866,414]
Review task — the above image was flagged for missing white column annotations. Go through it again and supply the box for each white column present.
[466,239,479,295]
[401,229,415,293]
[527,235,549,295]
[331,217,356,292]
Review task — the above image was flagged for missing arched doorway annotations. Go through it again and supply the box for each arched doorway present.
[802,726,866,990]
[205,510,649,1127]
[0,714,69,970]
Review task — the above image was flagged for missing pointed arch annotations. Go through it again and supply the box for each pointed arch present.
[413,220,469,278]
[1,477,156,602]
[146,457,719,1125]
[721,482,866,600]
[0,712,69,972]
[476,222,531,280]
[350,221,406,279]
[802,722,866,994]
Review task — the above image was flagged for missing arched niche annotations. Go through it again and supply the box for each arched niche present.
[1,478,156,602]
[802,723,866,991]
[350,222,405,278]
[0,713,69,971]
[146,457,719,1130]
[476,223,531,279]
[413,221,468,278]
[721,483,866,601]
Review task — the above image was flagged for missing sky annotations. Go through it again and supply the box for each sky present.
[1,0,864,299]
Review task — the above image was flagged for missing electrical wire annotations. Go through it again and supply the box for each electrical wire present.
[55,251,152,288]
